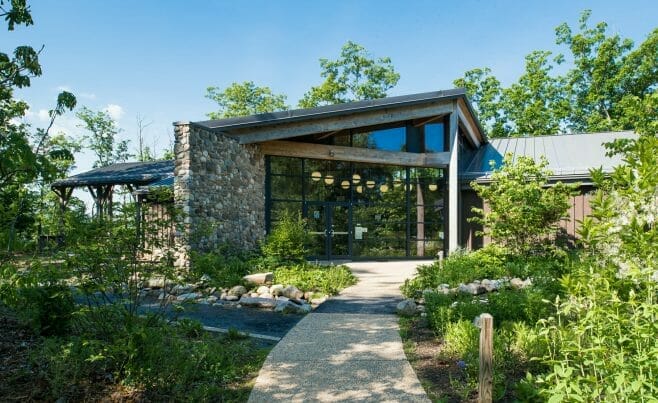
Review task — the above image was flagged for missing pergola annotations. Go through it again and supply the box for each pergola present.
[50,160,174,243]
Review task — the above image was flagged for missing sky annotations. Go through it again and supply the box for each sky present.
[3,0,657,206]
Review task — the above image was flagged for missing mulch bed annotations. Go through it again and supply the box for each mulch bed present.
[402,317,477,402]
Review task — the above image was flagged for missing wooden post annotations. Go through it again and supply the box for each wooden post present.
[478,313,493,403]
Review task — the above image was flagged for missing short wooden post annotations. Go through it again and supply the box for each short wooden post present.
[478,313,493,403]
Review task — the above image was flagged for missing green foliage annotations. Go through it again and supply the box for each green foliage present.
[401,245,508,296]
[272,264,357,295]
[76,106,131,168]
[531,130,658,400]
[299,41,400,108]
[0,261,74,335]
[36,314,268,401]
[189,243,256,288]
[470,154,577,254]
[455,10,657,137]
[205,81,288,119]
[261,210,309,264]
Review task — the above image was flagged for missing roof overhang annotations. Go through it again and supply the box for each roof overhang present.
[189,89,486,147]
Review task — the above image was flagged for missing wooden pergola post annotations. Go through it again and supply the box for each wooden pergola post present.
[52,186,73,247]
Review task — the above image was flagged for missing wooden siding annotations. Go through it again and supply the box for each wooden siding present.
[460,186,595,249]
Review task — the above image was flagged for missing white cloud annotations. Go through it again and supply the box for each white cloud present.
[104,104,124,120]
[37,109,50,121]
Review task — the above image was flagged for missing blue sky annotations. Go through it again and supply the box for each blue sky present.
[5,0,657,184]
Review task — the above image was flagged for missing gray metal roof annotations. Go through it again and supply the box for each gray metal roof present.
[192,88,483,133]
[51,160,174,188]
[461,131,637,182]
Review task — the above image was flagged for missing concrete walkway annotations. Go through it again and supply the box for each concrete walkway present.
[248,261,432,402]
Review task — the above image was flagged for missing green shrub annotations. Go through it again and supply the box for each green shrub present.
[273,264,357,295]
[36,314,269,401]
[261,211,309,264]
[401,245,508,296]
[0,261,74,336]
[189,246,253,288]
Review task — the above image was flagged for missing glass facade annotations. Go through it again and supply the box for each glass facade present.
[266,156,446,259]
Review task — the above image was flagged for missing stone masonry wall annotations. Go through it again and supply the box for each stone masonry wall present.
[174,122,265,266]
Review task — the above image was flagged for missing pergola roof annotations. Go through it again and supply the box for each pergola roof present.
[461,131,637,182]
[51,160,174,189]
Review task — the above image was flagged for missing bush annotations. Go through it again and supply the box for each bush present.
[273,264,357,295]
[36,314,269,401]
[189,243,256,288]
[401,245,508,296]
[261,211,309,264]
[0,261,74,336]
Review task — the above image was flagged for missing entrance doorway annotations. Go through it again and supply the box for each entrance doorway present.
[305,202,351,259]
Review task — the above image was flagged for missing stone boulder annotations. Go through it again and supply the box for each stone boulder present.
[396,299,417,317]
[228,285,247,297]
[171,284,194,295]
[256,285,270,295]
[270,284,284,296]
[275,300,312,314]
[243,272,274,286]
[176,292,200,301]
[282,285,304,300]
[239,297,278,309]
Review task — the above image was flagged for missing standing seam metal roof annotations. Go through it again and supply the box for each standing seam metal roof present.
[461,131,637,181]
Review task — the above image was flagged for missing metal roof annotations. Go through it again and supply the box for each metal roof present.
[51,160,174,188]
[191,88,483,134]
[461,131,637,182]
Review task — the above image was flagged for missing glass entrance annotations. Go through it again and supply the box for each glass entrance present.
[305,202,351,259]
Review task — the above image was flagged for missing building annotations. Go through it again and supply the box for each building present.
[52,88,635,263]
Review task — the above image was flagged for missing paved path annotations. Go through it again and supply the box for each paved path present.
[248,261,432,402]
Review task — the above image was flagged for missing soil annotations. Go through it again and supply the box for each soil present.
[402,317,477,403]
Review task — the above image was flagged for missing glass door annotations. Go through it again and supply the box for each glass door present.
[304,202,351,259]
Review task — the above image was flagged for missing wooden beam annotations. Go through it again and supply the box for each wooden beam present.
[233,102,455,144]
[448,110,460,253]
[412,114,446,127]
[457,98,482,147]
[259,140,450,167]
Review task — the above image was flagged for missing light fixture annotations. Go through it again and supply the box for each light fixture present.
[324,175,334,185]
[366,180,375,189]
[311,171,322,181]
[356,185,363,194]
[428,184,438,191]
[352,173,361,184]
[380,184,389,193]
[340,180,350,190]
[393,179,402,188]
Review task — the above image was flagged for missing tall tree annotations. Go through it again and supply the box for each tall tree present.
[455,10,657,137]
[76,107,131,168]
[299,41,400,108]
[205,81,288,119]
[0,0,77,251]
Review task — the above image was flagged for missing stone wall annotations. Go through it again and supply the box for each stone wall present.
[174,122,266,266]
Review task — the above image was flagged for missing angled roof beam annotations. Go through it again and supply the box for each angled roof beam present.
[231,102,455,145]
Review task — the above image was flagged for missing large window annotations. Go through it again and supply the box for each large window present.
[266,156,445,258]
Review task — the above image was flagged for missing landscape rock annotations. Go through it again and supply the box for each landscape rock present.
[171,284,194,295]
[225,295,239,301]
[242,272,273,286]
[239,297,278,309]
[220,292,228,300]
[145,277,166,288]
[200,274,212,283]
[275,300,312,314]
[396,299,417,317]
[510,278,525,289]
[256,285,270,295]
[310,296,327,305]
[177,292,201,301]
[250,292,259,298]
[277,296,289,302]
[228,285,247,297]
[259,293,273,299]
[270,284,285,296]
[282,285,304,299]
[206,295,218,304]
